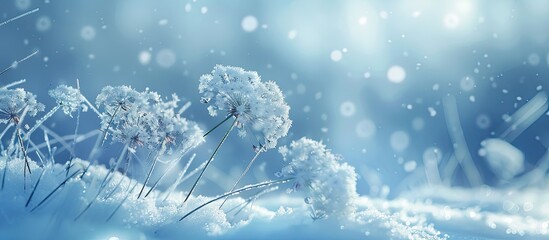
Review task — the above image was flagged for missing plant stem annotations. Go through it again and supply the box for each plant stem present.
[26,105,60,140]
[30,169,81,212]
[101,105,121,146]
[183,117,238,203]
[26,168,46,207]
[219,150,262,209]
[137,151,159,199]
[17,128,31,191]
[203,115,232,138]
[179,178,292,221]
[106,181,138,222]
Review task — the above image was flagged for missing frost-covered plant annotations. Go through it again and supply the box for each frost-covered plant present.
[95,85,204,199]
[279,137,359,220]
[198,64,291,149]
[26,84,87,138]
[49,85,87,116]
[0,88,44,125]
[96,85,159,146]
[186,65,291,205]
[0,87,44,189]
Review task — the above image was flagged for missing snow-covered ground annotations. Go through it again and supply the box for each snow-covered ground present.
[1,157,547,240]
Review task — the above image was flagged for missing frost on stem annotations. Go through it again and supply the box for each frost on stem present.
[199,65,291,149]
[0,88,44,125]
[49,85,87,117]
[279,137,359,221]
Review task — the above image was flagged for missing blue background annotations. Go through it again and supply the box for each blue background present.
[2,0,549,198]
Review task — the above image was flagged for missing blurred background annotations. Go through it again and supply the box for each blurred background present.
[2,0,549,198]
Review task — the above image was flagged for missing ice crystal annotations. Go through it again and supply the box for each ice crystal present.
[199,65,291,149]
[279,137,359,220]
[0,88,44,124]
[48,85,87,117]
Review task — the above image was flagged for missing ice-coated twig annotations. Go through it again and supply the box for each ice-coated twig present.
[30,169,81,212]
[184,117,238,203]
[27,130,99,153]
[178,101,191,115]
[498,92,548,142]
[0,122,14,142]
[162,154,198,202]
[1,155,9,190]
[227,186,278,216]
[81,95,101,117]
[26,105,61,139]
[106,181,138,222]
[442,95,482,187]
[0,8,39,28]
[73,145,127,220]
[0,50,39,76]
[100,105,121,146]
[179,178,292,221]
[0,79,26,89]
[26,168,47,207]
[39,125,74,156]
[143,150,194,199]
[219,150,262,209]
[43,130,53,166]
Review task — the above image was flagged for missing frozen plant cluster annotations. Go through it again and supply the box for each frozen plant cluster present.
[0,64,444,239]
[199,65,291,149]
[96,85,204,152]
[279,137,359,220]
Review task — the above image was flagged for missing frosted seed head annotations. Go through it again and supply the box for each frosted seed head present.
[279,137,358,220]
[49,85,86,117]
[199,65,292,150]
[96,85,203,152]
[0,88,44,124]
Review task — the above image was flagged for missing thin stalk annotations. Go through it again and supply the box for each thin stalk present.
[17,128,31,190]
[137,150,160,199]
[43,130,53,166]
[26,168,46,207]
[80,95,100,117]
[106,181,138,222]
[232,186,278,216]
[161,154,198,202]
[183,117,238,203]
[203,115,232,138]
[0,50,39,76]
[144,150,193,199]
[0,8,39,27]
[73,145,127,220]
[0,123,14,141]
[26,105,61,139]
[219,150,262,209]
[179,178,292,221]
[1,155,9,190]
[101,105,121,146]
[30,169,81,212]
[1,79,26,90]
[68,80,82,175]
